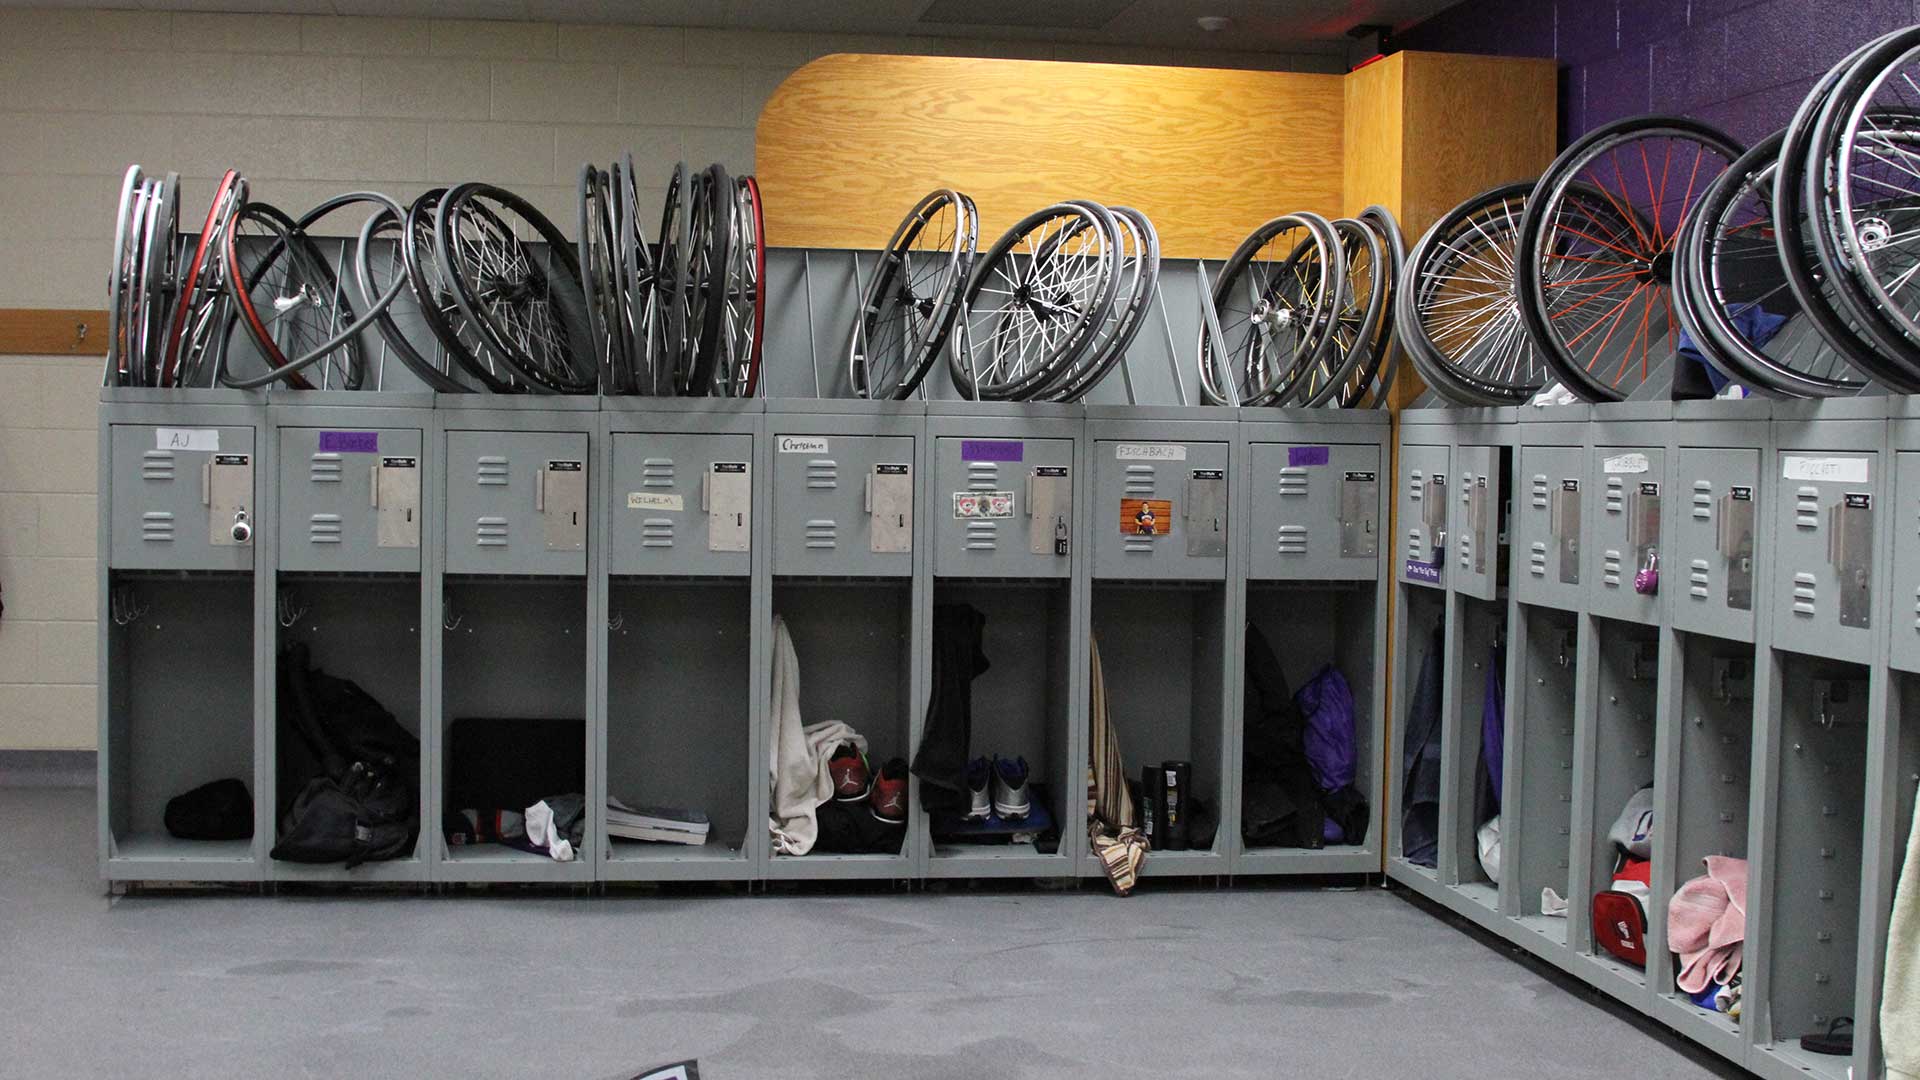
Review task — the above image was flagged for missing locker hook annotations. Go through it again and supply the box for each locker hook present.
[109,585,148,627]
[607,611,625,633]
[276,589,310,629]
[443,604,463,632]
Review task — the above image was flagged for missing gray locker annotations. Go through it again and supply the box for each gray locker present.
[277,426,423,574]
[1770,449,1878,663]
[931,436,1073,579]
[771,433,914,576]
[1892,451,1920,673]
[1092,439,1229,581]
[1245,442,1379,582]
[1398,442,1449,588]
[1670,446,1758,642]
[109,423,256,572]
[1452,445,1502,601]
[1514,444,1584,609]
[609,432,753,577]
[444,430,589,576]
[1590,446,1664,624]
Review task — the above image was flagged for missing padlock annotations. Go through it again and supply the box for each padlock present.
[1633,546,1659,595]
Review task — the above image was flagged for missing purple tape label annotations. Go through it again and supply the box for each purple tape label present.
[1288,445,1330,467]
[318,431,378,453]
[1403,559,1442,584]
[961,440,1023,462]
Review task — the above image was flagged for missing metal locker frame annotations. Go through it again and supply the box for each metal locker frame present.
[1589,402,1672,626]
[921,401,1087,880]
[98,388,271,884]
[1513,405,1591,613]
[265,390,435,885]
[1396,410,1453,591]
[1235,407,1390,876]
[1082,405,1238,879]
[763,399,928,882]
[430,397,600,886]
[598,398,766,883]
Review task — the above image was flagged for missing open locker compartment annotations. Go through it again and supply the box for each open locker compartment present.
[603,578,754,878]
[269,575,426,881]
[1506,603,1579,948]
[922,580,1073,876]
[437,577,591,882]
[1388,582,1446,885]
[1752,653,1869,1080]
[1238,581,1378,873]
[101,572,259,879]
[1444,592,1506,913]
[1085,580,1228,877]
[1578,615,1660,992]
[1651,631,1755,1050]
[768,578,916,877]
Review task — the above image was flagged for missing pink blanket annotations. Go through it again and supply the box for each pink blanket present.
[1667,855,1748,995]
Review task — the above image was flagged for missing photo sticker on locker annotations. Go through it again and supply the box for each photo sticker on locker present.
[952,491,1014,519]
[1120,498,1171,536]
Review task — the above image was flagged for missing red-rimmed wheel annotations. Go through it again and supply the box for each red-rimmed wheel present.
[162,170,243,388]
[1515,115,1743,402]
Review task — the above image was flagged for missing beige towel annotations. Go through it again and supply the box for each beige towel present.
[1088,636,1145,894]
[767,615,867,856]
[1886,798,1920,1079]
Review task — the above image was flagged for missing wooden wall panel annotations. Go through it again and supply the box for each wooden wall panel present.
[1397,51,1558,241]
[757,54,1344,261]
[0,309,108,356]
[1342,54,1404,220]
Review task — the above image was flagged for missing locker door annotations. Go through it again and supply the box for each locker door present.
[1771,450,1877,663]
[1671,447,1758,641]
[609,432,753,577]
[1247,442,1379,581]
[1890,451,1920,672]
[1092,439,1230,581]
[278,427,423,574]
[1514,444,1584,609]
[1590,446,1664,623]
[771,433,914,576]
[110,424,256,572]
[444,430,589,576]
[932,436,1074,578]
[1452,444,1502,601]
[1398,442,1449,588]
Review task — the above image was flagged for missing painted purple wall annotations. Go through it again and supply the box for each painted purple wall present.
[1395,0,1920,147]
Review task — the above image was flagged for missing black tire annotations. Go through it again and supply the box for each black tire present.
[1202,211,1345,406]
[1396,182,1542,406]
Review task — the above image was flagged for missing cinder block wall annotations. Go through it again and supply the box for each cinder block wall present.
[0,6,1339,751]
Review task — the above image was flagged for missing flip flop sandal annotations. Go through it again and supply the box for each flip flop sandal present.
[1800,1016,1853,1056]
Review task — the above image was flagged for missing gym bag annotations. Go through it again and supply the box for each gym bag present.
[271,643,420,865]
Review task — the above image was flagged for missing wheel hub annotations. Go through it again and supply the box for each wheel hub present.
[1857,216,1893,251]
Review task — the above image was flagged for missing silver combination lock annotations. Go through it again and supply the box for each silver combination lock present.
[230,509,253,544]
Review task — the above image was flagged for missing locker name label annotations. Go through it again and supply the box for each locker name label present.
[1288,446,1329,467]
[548,460,583,471]
[318,431,378,453]
[953,491,1014,519]
[1729,486,1752,501]
[628,492,684,511]
[1191,469,1224,480]
[778,436,828,454]
[1602,452,1649,474]
[382,457,416,469]
[961,440,1022,462]
[1115,443,1185,461]
[1782,455,1868,483]
[156,427,218,452]
[1404,558,1442,584]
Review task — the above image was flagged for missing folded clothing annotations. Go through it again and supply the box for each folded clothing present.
[445,792,584,862]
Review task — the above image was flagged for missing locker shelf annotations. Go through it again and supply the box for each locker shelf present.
[1088,580,1229,871]
[1512,913,1570,947]
[102,575,257,881]
[605,579,753,878]
[923,581,1072,875]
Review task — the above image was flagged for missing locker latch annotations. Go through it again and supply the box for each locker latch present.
[867,463,912,554]
[1339,470,1378,558]
[1719,486,1755,611]
[205,453,253,547]
[1552,478,1580,585]
[1185,468,1226,558]
[1827,492,1873,629]
[1028,465,1070,557]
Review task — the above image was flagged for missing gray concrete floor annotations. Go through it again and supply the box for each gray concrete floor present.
[4,786,1735,1079]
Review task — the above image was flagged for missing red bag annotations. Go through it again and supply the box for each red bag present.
[1592,889,1648,966]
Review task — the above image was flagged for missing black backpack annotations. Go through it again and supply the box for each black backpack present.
[271,644,420,867]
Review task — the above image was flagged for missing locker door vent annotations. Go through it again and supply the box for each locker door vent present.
[476,456,509,486]
[1689,558,1711,599]
[1692,479,1713,520]
[309,452,342,483]
[141,449,175,481]
[1277,467,1309,498]
[967,462,998,491]
[1276,524,1307,556]
[140,510,174,543]
[1605,476,1625,514]
[1530,473,1549,509]
[806,459,838,489]
[308,513,342,545]
[1796,486,1820,529]
[1792,571,1817,617]
[965,520,998,551]
[1529,540,1547,577]
[641,517,674,548]
[476,515,509,547]
[804,519,838,549]
[641,457,675,489]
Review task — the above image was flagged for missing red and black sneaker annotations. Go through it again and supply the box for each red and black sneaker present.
[869,758,908,823]
[828,744,871,802]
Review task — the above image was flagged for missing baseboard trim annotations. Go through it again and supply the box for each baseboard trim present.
[0,749,95,788]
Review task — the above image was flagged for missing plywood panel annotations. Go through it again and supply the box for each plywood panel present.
[1342,53,1404,220]
[0,308,108,355]
[1398,51,1557,241]
[757,53,1344,261]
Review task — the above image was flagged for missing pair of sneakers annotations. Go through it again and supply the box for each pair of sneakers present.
[827,744,907,823]
[964,756,1031,821]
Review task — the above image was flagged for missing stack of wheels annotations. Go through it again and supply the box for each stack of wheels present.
[1196,206,1404,409]
[102,155,762,397]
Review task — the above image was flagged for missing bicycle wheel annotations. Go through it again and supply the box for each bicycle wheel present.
[1046,204,1160,403]
[576,164,625,395]
[355,205,470,393]
[951,201,1119,401]
[651,162,689,396]
[105,165,145,386]
[1677,130,1863,397]
[1200,212,1345,407]
[163,171,245,388]
[1293,217,1385,407]
[402,189,516,393]
[436,182,596,394]
[613,151,653,395]
[1396,183,1543,406]
[138,172,180,388]
[1516,115,1743,402]
[855,189,975,399]
[674,163,733,395]
[1341,205,1407,409]
[719,175,765,398]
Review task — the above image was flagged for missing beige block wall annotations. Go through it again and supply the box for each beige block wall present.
[0,6,1338,751]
